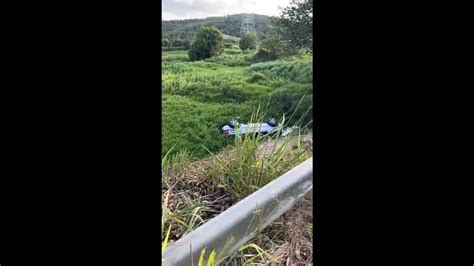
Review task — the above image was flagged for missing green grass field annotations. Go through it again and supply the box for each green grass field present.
[162,46,313,158]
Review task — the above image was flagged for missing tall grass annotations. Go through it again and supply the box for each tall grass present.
[162,47,313,159]
[162,45,313,264]
[203,103,312,200]
[245,60,313,83]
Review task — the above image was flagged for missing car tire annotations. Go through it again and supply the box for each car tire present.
[267,117,277,127]
[229,118,239,129]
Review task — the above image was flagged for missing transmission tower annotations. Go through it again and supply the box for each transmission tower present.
[239,0,257,39]
[240,14,255,36]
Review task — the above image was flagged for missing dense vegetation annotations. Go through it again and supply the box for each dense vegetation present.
[188,27,225,61]
[162,46,313,158]
[162,13,271,45]
[239,32,258,51]
[271,0,313,51]
[162,0,314,263]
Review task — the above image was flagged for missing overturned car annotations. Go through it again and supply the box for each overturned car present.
[221,117,297,137]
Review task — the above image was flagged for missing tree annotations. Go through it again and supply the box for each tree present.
[188,26,225,61]
[272,0,313,52]
[239,32,258,51]
[162,39,171,48]
[173,39,183,47]
[253,35,287,61]
[182,39,191,49]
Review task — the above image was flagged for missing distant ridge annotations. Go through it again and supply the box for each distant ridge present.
[162,13,271,43]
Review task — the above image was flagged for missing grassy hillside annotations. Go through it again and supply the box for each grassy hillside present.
[162,14,271,42]
[162,46,313,159]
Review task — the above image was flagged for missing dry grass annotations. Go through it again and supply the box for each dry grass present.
[253,197,313,265]
[162,130,313,263]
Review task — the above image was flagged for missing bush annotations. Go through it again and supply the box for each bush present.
[245,61,312,83]
[224,43,233,48]
[225,49,241,55]
[257,34,298,59]
[172,39,183,47]
[182,40,191,49]
[204,54,252,67]
[162,39,171,48]
[239,32,258,51]
[188,26,225,61]
[253,49,278,62]
[246,73,268,83]
[267,88,313,127]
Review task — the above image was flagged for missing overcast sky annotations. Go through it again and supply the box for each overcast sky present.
[162,0,292,21]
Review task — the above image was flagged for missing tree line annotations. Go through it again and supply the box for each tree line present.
[185,0,312,61]
[162,14,271,49]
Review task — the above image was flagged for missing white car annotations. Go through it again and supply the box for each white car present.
[221,117,297,137]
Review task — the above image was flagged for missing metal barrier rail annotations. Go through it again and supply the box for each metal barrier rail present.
[162,157,313,265]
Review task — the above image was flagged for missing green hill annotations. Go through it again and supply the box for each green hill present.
[162,14,271,44]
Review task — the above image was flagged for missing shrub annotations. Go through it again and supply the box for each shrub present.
[182,39,191,49]
[239,32,258,51]
[257,34,298,59]
[162,39,171,48]
[204,54,251,67]
[172,39,183,47]
[188,26,225,61]
[246,73,268,83]
[245,61,312,83]
[225,49,241,55]
[267,85,313,126]
[253,49,278,62]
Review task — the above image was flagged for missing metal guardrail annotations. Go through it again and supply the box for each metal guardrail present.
[162,157,313,265]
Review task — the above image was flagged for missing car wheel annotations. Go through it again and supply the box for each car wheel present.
[267,117,277,127]
[229,118,239,129]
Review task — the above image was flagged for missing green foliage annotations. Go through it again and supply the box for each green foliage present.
[188,26,225,61]
[246,73,268,83]
[162,7,314,263]
[172,38,183,46]
[162,47,313,159]
[162,38,171,47]
[204,54,252,67]
[267,88,313,127]
[162,14,271,43]
[161,54,189,63]
[239,32,258,51]
[245,61,313,83]
[223,34,241,44]
[162,95,246,158]
[225,48,241,54]
[198,248,217,266]
[182,39,191,49]
[233,243,277,265]
[272,0,313,51]
[252,48,278,62]
[202,108,312,200]
[258,34,298,59]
